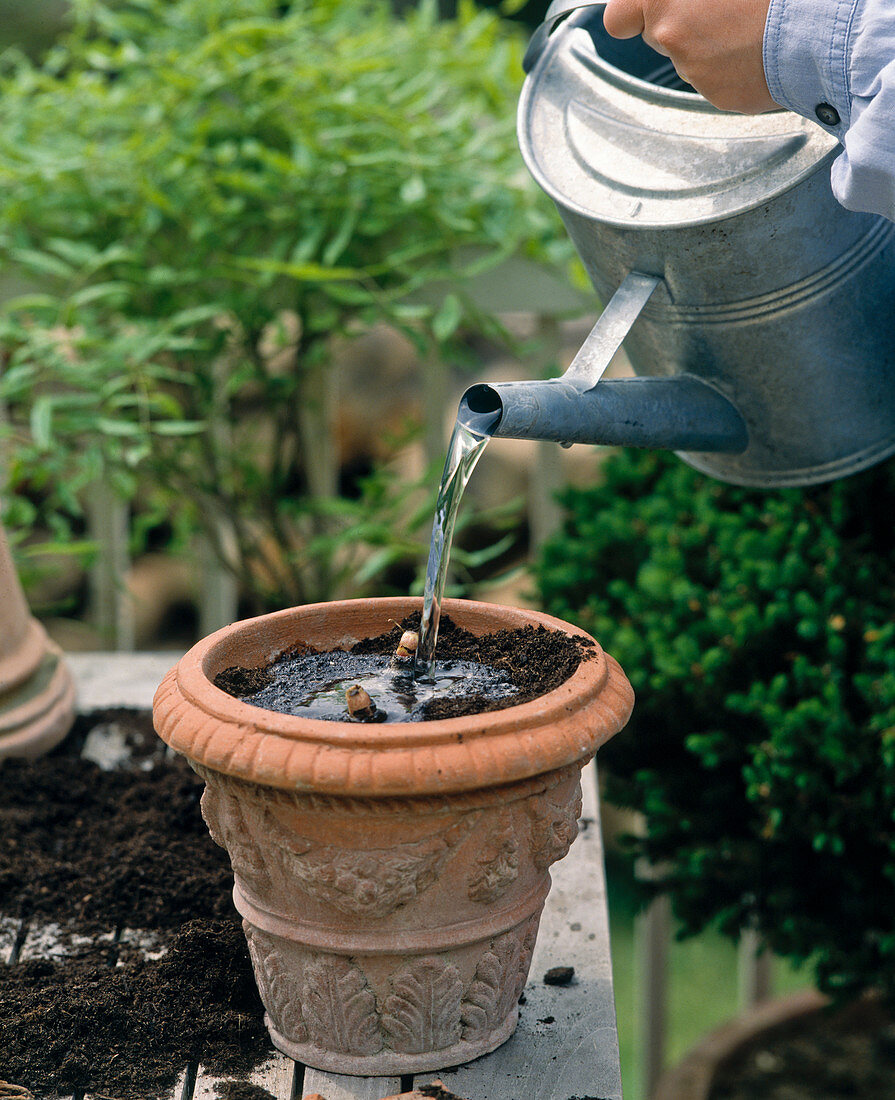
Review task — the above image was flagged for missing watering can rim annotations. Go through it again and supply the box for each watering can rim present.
[518,10,839,230]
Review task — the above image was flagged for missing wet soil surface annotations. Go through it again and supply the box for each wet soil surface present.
[0,711,269,1099]
[215,613,594,722]
[229,651,518,723]
[709,998,895,1100]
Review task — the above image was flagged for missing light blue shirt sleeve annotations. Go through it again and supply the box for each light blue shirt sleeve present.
[763,0,895,221]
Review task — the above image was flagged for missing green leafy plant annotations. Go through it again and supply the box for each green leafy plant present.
[0,0,559,609]
[535,447,895,1004]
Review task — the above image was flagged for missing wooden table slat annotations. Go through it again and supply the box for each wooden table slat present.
[0,915,22,965]
[249,1053,298,1098]
[67,652,181,713]
[17,922,115,962]
[300,1069,402,1100]
[192,1053,296,1099]
[167,1064,195,1100]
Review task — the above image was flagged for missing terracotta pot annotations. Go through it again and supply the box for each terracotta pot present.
[652,989,829,1100]
[153,597,633,1075]
[0,521,76,761]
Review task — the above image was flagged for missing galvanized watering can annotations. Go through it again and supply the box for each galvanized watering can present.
[460,3,895,486]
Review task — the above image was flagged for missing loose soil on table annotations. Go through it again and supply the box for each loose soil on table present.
[709,997,895,1100]
[0,711,269,1100]
[214,613,594,722]
[0,711,233,932]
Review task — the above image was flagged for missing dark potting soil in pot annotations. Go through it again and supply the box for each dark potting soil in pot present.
[214,612,595,721]
[0,711,270,1099]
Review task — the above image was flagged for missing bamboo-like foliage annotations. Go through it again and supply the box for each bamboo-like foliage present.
[0,0,561,609]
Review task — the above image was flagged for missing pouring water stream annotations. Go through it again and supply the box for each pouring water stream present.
[413,404,500,681]
[411,295,633,682]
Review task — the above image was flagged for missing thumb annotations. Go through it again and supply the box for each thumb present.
[602,0,646,39]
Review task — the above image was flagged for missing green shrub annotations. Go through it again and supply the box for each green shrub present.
[535,447,895,1004]
[0,0,559,608]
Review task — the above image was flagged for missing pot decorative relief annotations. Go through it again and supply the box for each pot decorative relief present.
[152,597,633,1075]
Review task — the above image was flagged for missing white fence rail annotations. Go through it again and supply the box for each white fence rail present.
[634,881,773,1096]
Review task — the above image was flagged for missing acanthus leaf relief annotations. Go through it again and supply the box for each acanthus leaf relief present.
[381,956,464,1054]
[300,954,383,1056]
[243,923,308,1044]
[460,921,537,1042]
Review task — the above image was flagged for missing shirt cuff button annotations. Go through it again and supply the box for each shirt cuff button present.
[815,102,841,126]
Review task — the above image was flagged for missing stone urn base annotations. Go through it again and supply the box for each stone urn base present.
[0,523,76,762]
[153,597,633,1075]
[653,990,829,1100]
[0,636,76,761]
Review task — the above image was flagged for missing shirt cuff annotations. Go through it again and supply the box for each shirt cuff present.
[763,0,860,133]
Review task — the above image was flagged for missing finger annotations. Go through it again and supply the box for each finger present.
[602,0,646,40]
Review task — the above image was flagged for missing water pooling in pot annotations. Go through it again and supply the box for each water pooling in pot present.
[228,649,516,723]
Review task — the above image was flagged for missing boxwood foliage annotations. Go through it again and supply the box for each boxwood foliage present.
[0,0,559,608]
[535,447,895,1003]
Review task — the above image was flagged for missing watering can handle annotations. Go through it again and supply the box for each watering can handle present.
[561,272,660,391]
[523,1,607,72]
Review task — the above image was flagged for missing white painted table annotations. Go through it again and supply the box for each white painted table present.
[7,654,623,1100]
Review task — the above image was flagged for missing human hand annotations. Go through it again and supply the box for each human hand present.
[602,0,778,114]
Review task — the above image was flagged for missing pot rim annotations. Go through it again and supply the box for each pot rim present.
[188,597,605,745]
[153,597,634,796]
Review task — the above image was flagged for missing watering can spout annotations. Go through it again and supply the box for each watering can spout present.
[459,270,748,457]
[460,375,748,454]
